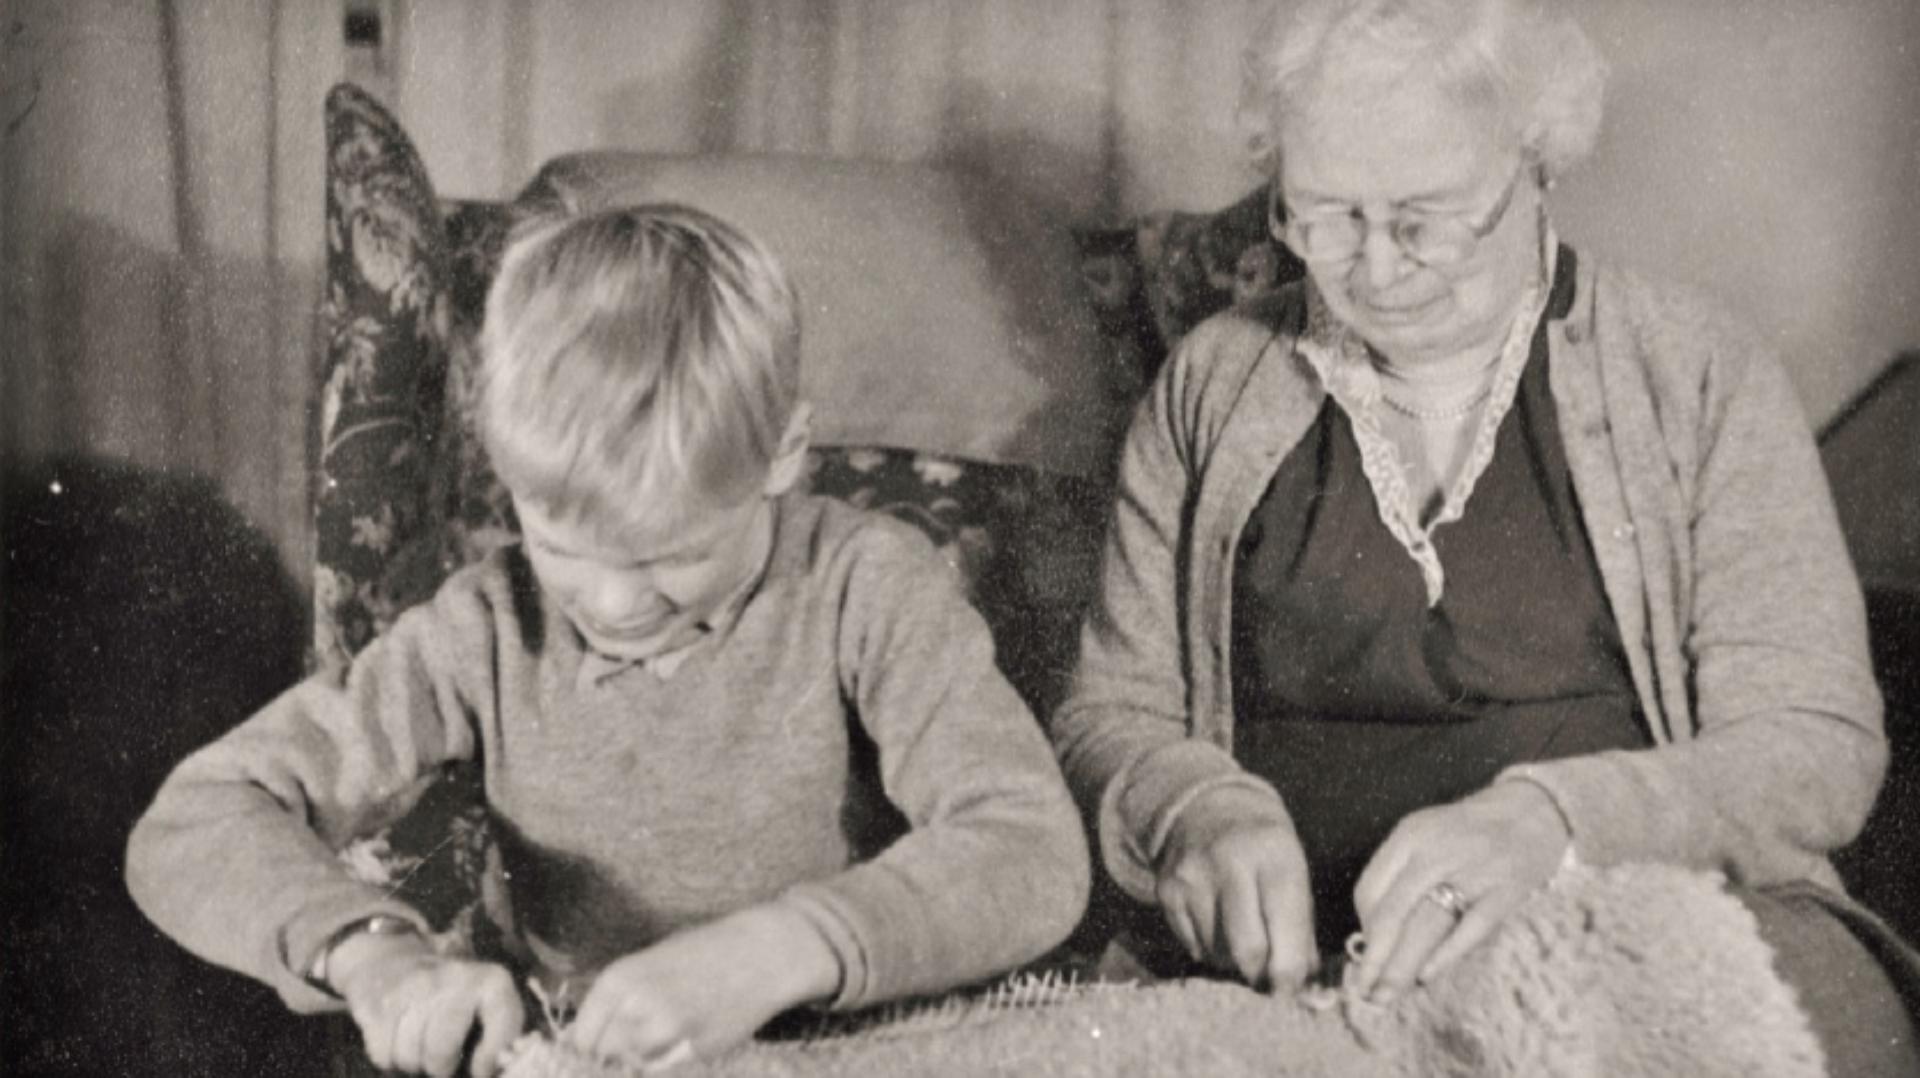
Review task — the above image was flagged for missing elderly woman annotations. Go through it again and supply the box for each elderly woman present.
[1053,0,1919,1071]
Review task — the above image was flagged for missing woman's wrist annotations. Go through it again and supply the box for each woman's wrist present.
[1165,782,1292,859]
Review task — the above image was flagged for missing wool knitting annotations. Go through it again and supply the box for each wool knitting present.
[498,862,1822,1078]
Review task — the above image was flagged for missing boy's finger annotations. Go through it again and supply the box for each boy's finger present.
[388,1002,428,1074]
[421,999,475,1078]
[469,974,526,1078]
[357,1012,395,1073]
[564,992,614,1060]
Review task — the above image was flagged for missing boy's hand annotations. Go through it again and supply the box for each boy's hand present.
[1156,786,1319,992]
[329,932,525,1078]
[565,903,842,1071]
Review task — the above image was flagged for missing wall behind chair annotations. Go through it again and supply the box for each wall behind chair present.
[1549,0,1920,428]
[386,0,1920,430]
[3,0,1916,594]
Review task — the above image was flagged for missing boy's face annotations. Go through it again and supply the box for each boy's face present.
[515,491,772,663]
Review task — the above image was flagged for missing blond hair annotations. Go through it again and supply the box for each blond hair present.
[477,204,800,537]
[1241,0,1607,183]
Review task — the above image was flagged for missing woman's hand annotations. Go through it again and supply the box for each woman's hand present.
[330,935,525,1078]
[564,903,842,1071]
[1349,780,1571,1003]
[1155,786,1318,991]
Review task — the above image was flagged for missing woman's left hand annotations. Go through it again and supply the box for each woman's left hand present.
[1349,781,1571,1003]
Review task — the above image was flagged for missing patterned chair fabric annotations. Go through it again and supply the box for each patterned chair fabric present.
[314,81,1302,942]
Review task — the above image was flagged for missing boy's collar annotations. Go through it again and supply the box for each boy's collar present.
[573,493,784,688]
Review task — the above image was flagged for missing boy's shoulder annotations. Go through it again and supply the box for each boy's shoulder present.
[399,545,544,640]
[775,491,958,592]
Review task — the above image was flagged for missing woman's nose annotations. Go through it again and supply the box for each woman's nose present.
[1357,222,1412,292]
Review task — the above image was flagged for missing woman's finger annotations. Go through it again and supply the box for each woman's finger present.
[1419,887,1517,984]
[1350,855,1430,997]
[1351,821,1416,926]
[1364,893,1458,1002]
[1183,875,1222,961]
[1257,863,1318,990]
[1215,868,1270,983]
[1158,880,1204,962]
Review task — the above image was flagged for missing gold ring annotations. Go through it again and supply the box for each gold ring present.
[1423,881,1468,917]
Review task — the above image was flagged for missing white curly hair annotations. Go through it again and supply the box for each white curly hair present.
[1241,0,1608,184]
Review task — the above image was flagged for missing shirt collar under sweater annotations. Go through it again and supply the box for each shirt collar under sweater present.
[570,497,782,688]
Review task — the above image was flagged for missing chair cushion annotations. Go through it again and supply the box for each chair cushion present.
[517,151,1134,478]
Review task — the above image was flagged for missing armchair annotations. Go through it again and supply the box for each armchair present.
[308,85,1871,1078]
[315,81,1300,946]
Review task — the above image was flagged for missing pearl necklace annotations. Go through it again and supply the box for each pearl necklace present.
[1378,382,1494,422]
[1376,349,1503,422]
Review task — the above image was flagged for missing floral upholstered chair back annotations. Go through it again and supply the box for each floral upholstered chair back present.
[316,82,1300,686]
[313,82,1300,935]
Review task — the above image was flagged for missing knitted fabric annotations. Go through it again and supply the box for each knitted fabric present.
[498,862,1822,1078]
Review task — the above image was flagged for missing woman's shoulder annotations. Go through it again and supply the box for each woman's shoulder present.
[1177,282,1309,366]
[1155,281,1314,425]
[1582,254,1778,374]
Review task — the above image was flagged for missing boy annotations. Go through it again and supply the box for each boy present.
[127,205,1090,1077]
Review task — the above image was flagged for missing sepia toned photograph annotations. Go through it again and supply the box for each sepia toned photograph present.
[4,1,1917,1075]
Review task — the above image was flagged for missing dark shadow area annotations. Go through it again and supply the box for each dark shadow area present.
[1821,352,1920,594]
[1837,583,1920,949]
[1820,352,1920,946]
[1,453,331,1076]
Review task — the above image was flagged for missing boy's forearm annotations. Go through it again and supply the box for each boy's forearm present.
[780,778,1089,1009]
[125,738,435,1010]
[126,601,485,1009]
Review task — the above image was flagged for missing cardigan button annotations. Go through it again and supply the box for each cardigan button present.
[1564,323,1586,344]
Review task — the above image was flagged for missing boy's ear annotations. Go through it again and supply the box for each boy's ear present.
[763,402,813,497]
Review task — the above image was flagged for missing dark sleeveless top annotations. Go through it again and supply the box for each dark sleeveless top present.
[1230,249,1652,951]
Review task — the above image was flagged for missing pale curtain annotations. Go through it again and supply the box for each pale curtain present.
[385,0,1272,220]
[5,0,1917,590]
[3,0,339,579]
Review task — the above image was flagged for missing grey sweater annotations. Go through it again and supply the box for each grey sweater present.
[1054,253,1886,904]
[128,493,1089,1013]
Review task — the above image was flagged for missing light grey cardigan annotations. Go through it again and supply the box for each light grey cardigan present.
[1053,253,1886,904]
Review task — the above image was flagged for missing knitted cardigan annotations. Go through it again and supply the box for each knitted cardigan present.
[1052,252,1887,904]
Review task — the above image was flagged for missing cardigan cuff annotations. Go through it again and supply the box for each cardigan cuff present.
[1102,740,1291,902]
[1497,756,1659,869]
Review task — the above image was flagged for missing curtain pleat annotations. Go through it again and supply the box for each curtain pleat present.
[3,0,1917,596]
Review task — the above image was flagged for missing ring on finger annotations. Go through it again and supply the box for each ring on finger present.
[1422,881,1469,918]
